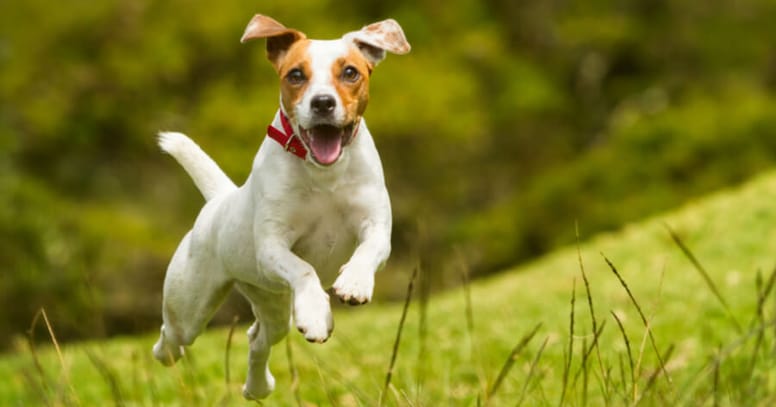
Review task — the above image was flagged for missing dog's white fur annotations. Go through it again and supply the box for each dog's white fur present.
[152,15,409,400]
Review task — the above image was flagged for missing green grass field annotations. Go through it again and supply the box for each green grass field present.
[2,170,776,406]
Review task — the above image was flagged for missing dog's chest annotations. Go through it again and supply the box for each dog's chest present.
[289,187,358,281]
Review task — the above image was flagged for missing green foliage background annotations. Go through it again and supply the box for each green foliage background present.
[1,0,776,347]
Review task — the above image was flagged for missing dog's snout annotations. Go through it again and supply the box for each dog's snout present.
[310,94,336,115]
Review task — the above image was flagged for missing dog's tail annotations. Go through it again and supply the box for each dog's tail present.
[158,132,237,201]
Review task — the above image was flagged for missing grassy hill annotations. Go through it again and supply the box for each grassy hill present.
[2,169,776,406]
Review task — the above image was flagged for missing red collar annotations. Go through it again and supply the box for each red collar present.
[266,111,308,159]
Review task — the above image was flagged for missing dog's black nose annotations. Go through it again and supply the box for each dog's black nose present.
[311,94,336,115]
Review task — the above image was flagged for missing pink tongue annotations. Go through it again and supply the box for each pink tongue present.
[310,126,343,165]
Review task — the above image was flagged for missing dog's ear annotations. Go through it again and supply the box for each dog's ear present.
[241,14,306,67]
[343,19,411,66]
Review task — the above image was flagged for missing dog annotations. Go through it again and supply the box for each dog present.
[151,14,409,400]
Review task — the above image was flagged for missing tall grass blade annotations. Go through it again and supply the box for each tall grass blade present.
[295,341,370,403]
[20,367,51,407]
[751,266,776,329]
[410,223,431,404]
[140,348,160,407]
[747,267,776,392]
[379,266,419,407]
[603,254,671,385]
[415,258,430,404]
[515,336,549,407]
[674,316,776,404]
[484,322,542,406]
[28,308,79,406]
[712,345,721,407]
[616,353,628,404]
[166,344,195,405]
[573,321,607,383]
[636,344,674,405]
[582,336,588,407]
[576,222,608,399]
[611,311,636,402]
[26,311,53,406]
[559,277,576,407]
[130,350,140,405]
[312,354,339,407]
[217,315,240,406]
[664,224,742,333]
[286,335,303,407]
[459,249,476,357]
[85,349,124,407]
[457,248,488,397]
[224,315,239,386]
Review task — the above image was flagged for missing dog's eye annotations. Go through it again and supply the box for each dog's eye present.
[342,66,360,83]
[286,68,307,85]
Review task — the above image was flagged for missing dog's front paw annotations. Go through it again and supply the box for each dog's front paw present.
[332,264,374,305]
[293,283,333,343]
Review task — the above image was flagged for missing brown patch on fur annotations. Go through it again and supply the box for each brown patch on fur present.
[275,40,313,123]
[332,47,372,123]
[240,14,307,65]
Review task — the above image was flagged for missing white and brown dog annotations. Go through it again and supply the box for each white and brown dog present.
[152,14,410,400]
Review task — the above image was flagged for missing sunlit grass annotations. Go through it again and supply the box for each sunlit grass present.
[2,170,776,406]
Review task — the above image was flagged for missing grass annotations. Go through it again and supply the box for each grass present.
[2,169,776,406]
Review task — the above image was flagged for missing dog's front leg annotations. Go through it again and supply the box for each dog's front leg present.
[333,220,391,305]
[257,240,333,343]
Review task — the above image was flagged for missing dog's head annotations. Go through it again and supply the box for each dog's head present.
[241,15,410,166]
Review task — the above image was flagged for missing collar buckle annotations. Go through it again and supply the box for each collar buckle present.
[266,110,308,160]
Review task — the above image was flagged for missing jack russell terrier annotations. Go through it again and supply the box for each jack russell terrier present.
[152,14,410,400]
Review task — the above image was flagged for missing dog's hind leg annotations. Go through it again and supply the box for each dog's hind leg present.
[153,232,233,366]
[239,286,291,400]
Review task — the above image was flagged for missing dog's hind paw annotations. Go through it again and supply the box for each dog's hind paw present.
[152,340,184,366]
[242,373,275,401]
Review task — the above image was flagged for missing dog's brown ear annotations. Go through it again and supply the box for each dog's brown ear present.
[343,19,411,66]
[241,14,306,66]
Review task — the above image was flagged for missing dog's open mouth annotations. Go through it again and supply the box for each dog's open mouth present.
[299,123,356,166]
